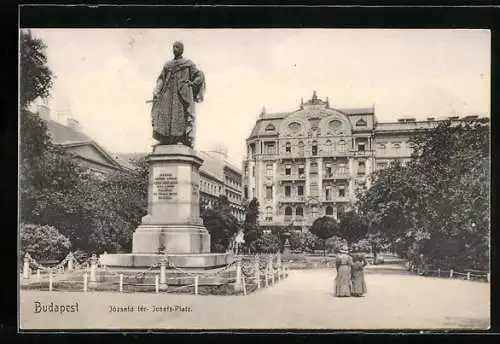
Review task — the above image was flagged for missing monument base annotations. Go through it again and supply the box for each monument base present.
[99,252,233,269]
[132,224,210,254]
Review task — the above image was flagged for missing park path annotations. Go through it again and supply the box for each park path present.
[20,264,490,330]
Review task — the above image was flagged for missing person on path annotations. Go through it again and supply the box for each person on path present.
[351,253,368,297]
[334,246,352,297]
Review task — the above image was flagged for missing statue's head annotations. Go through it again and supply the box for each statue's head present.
[173,41,184,58]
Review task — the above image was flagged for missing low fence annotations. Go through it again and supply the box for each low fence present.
[409,264,490,283]
[19,252,290,295]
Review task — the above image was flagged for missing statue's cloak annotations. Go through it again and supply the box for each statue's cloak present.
[152,58,205,145]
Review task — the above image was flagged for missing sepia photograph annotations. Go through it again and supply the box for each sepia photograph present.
[18,27,490,331]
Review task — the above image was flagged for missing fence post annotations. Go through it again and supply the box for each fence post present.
[268,255,274,285]
[277,253,282,281]
[194,275,199,295]
[450,269,454,278]
[67,254,74,272]
[89,254,97,288]
[242,274,247,296]
[234,257,242,291]
[48,269,53,291]
[254,256,260,289]
[467,272,471,281]
[83,273,88,292]
[23,253,30,279]
[487,272,490,283]
[265,260,269,288]
[159,260,168,291]
[155,275,159,294]
[119,274,123,293]
[36,269,41,283]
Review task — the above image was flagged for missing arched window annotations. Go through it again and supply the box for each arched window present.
[296,206,303,217]
[325,139,332,154]
[285,142,291,153]
[339,139,346,153]
[356,118,367,127]
[265,124,276,131]
[265,206,273,221]
[285,206,293,216]
[326,206,334,216]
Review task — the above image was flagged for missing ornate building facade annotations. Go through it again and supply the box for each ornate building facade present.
[243,91,481,231]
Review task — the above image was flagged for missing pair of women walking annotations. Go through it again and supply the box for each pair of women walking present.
[334,246,367,297]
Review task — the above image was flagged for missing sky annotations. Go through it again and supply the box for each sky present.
[28,29,490,166]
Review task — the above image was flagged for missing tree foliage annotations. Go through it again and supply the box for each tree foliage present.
[337,211,368,247]
[309,216,339,255]
[357,119,490,270]
[20,29,53,109]
[20,223,71,261]
[202,195,240,253]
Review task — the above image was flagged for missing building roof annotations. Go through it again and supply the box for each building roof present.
[45,119,135,171]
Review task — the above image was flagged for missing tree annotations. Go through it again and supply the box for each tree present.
[20,29,53,109]
[242,198,261,252]
[357,119,490,270]
[20,223,71,261]
[202,195,240,253]
[337,211,368,248]
[249,232,281,253]
[309,216,339,256]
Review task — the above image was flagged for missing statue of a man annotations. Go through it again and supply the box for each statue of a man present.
[150,41,206,147]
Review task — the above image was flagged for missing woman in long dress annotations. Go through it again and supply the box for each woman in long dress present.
[351,253,368,297]
[334,247,353,297]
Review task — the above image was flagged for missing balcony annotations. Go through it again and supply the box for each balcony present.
[278,195,307,204]
[352,150,373,157]
[322,172,350,180]
[321,196,351,203]
[278,174,307,182]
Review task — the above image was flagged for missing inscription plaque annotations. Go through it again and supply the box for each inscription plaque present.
[152,172,178,201]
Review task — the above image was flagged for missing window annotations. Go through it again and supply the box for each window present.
[376,163,387,170]
[338,186,345,197]
[296,206,303,217]
[266,186,273,200]
[285,165,291,176]
[266,164,273,177]
[378,143,386,156]
[325,186,332,200]
[339,163,346,174]
[285,185,291,197]
[339,140,346,153]
[326,206,334,216]
[252,166,255,177]
[356,119,367,127]
[310,182,319,197]
[358,161,366,175]
[285,206,293,216]
[265,206,273,221]
[358,143,365,152]
[312,141,318,156]
[298,141,305,155]
[265,124,276,131]
[285,142,291,153]
[325,139,333,154]
[265,143,275,155]
[298,164,305,175]
[325,163,332,176]
[311,206,318,219]
[393,143,401,154]
[252,187,255,197]
[244,186,248,199]
[297,185,304,196]
[310,162,318,174]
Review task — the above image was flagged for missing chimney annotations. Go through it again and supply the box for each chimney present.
[37,104,50,121]
[66,118,82,132]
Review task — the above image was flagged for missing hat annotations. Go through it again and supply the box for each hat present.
[339,246,349,254]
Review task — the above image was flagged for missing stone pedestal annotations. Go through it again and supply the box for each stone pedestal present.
[100,144,233,270]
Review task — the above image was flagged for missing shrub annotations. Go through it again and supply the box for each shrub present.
[250,232,281,253]
[20,223,71,261]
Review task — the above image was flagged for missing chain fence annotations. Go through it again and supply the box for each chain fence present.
[20,252,290,295]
